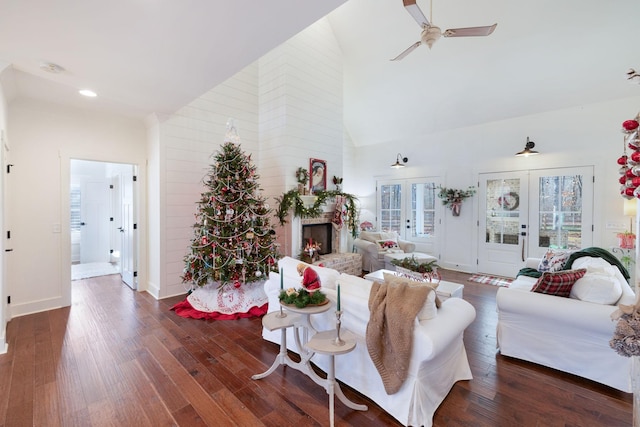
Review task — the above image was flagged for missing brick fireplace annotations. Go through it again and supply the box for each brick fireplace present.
[301,212,340,254]
[290,211,362,275]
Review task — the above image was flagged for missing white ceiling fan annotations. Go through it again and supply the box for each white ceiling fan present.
[391,0,497,61]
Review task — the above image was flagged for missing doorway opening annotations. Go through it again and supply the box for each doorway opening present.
[70,159,137,289]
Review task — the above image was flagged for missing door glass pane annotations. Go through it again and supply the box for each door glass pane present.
[70,186,82,231]
[410,182,436,237]
[538,175,583,249]
[485,178,521,245]
[380,184,402,234]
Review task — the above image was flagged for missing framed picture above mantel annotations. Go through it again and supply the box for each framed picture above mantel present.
[310,158,326,194]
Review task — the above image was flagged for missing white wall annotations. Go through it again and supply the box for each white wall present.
[7,99,146,316]
[151,64,260,299]
[259,17,344,256]
[352,95,640,272]
[0,64,9,353]
[148,17,345,298]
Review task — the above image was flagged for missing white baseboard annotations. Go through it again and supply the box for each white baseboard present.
[439,261,475,273]
[146,280,161,299]
[9,297,66,318]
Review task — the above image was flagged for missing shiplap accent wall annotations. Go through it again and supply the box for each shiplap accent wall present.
[156,65,260,298]
[152,17,344,298]
[260,18,344,256]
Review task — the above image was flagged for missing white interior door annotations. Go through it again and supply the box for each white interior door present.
[80,180,109,264]
[120,166,136,289]
[478,171,529,277]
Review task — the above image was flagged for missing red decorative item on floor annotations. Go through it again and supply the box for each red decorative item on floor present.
[171,299,267,320]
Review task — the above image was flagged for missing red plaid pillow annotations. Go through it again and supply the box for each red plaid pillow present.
[531,269,587,297]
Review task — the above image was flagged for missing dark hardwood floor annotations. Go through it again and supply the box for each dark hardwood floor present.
[0,269,632,426]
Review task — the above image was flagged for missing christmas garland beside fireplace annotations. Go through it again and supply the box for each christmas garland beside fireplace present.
[275,189,359,238]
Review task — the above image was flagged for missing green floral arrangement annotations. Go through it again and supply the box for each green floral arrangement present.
[437,186,476,207]
[279,287,327,308]
[391,255,438,273]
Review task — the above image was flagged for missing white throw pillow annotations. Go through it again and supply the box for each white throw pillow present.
[375,239,399,251]
[569,256,623,304]
[417,291,438,320]
[537,250,571,273]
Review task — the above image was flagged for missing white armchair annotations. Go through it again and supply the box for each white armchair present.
[354,231,416,272]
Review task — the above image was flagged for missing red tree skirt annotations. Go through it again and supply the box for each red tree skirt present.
[171,299,267,320]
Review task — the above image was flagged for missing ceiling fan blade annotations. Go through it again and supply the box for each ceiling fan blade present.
[443,23,497,38]
[402,0,430,27]
[390,41,422,61]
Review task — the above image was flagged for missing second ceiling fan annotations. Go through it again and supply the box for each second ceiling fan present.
[391,0,497,61]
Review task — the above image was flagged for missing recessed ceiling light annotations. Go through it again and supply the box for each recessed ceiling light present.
[40,62,65,73]
[79,89,97,98]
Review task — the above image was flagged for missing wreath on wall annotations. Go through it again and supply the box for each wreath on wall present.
[275,189,359,238]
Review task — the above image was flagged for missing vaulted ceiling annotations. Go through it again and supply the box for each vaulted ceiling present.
[1,0,639,147]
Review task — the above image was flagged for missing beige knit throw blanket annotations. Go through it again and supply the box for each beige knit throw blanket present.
[366,280,429,394]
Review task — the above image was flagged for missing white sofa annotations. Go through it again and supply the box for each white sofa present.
[262,256,476,427]
[496,256,635,392]
[353,231,416,272]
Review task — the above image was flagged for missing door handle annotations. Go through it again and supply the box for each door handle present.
[521,238,525,262]
[80,222,86,226]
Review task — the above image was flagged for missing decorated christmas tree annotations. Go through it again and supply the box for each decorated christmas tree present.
[181,121,280,290]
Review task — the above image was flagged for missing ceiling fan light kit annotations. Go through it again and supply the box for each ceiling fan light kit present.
[391,0,497,60]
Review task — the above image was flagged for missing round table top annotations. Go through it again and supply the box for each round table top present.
[280,300,333,315]
[305,329,356,355]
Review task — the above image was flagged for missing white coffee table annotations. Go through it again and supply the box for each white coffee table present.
[364,269,464,301]
[383,252,438,271]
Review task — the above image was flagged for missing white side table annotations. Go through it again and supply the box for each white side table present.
[305,329,368,427]
[251,310,302,380]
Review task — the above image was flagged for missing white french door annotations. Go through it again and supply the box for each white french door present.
[377,178,440,255]
[478,171,529,277]
[478,167,593,277]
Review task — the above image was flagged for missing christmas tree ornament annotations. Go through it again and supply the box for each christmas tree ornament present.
[623,119,639,132]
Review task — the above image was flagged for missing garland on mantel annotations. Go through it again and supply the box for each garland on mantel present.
[275,189,359,238]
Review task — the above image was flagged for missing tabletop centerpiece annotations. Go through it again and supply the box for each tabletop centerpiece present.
[279,287,328,308]
[391,255,441,283]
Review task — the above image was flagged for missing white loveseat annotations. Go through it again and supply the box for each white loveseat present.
[496,254,635,392]
[353,230,416,272]
[262,256,476,427]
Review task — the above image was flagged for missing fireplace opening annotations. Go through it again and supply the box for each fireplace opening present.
[302,223,332,255]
